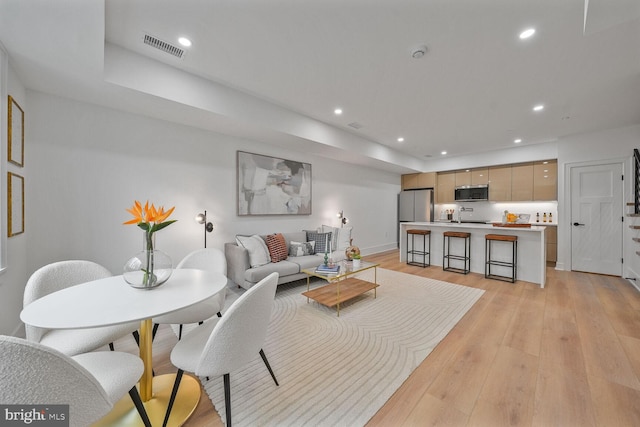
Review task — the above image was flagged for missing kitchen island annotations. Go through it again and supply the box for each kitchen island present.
[399,222,546,288]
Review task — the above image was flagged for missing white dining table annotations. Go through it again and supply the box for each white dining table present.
[20,268,227,427]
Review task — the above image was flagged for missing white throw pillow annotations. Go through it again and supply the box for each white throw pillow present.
[322,225,352,251]
[236,235,270,268]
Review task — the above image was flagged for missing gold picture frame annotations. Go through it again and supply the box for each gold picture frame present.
[8,172,24,237]
[8,95,24,167]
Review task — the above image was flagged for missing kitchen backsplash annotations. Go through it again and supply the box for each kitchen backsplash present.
[436,201,558,223]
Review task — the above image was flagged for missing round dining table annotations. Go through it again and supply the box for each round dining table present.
[20,268,227,427]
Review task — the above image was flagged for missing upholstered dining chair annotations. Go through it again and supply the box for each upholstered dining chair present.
[152,248,228,340]
[162,272,280,427]
[0,335,151,427]
[23,260,140,356]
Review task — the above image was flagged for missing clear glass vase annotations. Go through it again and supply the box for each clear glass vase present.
[123,248,172,289]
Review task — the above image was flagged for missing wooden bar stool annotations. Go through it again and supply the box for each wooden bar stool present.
[442,231,470,274]
[485,234,518,283]
[406,229,430,267]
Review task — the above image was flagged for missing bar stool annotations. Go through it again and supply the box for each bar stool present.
[406,229,430,267]
[485,234,518,283]
[442,231,471,274]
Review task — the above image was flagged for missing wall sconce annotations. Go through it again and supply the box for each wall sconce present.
[337,210,349,227]
[195,210,214,248]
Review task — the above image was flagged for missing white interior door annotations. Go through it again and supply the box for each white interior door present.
[571,163,623,275]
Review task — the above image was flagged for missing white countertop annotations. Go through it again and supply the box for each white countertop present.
[405,221,547,232]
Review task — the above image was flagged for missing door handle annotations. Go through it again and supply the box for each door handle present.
[573,222,585,226]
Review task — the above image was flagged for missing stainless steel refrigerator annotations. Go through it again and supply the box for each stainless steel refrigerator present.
[398,189,433,245]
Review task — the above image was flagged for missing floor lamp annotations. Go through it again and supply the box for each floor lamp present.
[195,210,214,248]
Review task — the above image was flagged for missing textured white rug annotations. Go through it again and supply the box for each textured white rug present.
[201,268,484,426]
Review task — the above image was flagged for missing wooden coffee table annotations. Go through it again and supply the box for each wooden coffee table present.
[302,260,379,316]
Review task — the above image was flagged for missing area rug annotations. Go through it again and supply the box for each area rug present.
[200,268,484,426]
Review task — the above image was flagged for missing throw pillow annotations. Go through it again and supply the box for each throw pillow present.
[305,230,332,254]
[236,235,270,268]
[265,233,288,262]
[322,225,353,250]
[289,241,315,257]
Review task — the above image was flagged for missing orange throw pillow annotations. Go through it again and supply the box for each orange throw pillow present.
[266,233,288,263]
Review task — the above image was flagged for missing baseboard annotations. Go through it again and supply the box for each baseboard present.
[362,242,397,256]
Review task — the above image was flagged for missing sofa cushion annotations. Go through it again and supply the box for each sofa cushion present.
[235,235,270,268]
[265,233,288,262]
[245,260,300,284]
[289,241,315,257]
[289,255,324,271]
[305,230,332,254]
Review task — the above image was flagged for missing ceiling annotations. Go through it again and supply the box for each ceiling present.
[1,0,639,173]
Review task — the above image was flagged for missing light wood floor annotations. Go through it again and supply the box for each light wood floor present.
[116,250,640,426]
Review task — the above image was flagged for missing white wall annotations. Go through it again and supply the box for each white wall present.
[0,91,400,334]
[0,54,29,336]
[557,124,640,276]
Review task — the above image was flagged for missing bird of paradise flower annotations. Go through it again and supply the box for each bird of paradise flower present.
[124,200,177,286]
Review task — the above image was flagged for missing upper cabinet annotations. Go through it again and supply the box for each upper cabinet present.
[401,172,436,190]
[455,170,471,187]
[471,168,489,185]
[533,160,558,200]
[511,162,534,201]
[436,171,456,203]
[402,159,557,202]
[488,165,511,201]
[401,173,419,190]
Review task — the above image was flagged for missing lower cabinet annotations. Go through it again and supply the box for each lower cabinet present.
[546,226,557,263]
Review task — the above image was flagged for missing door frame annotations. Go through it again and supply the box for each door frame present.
[562,158,626,274]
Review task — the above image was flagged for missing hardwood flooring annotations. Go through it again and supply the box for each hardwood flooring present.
[115,250,640,426]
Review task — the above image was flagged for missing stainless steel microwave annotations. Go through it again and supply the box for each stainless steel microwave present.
[454,185,489,201]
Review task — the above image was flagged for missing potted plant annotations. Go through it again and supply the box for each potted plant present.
[352,253,362,268]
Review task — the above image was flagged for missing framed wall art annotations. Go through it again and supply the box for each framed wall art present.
[8,95,24,167]
[8,172,24,237]
[237,151,312,215]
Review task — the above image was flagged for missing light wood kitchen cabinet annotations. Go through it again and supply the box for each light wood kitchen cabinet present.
[417,172,436,188]
[471,168,489,185]
[401,173,419,190]
[511,162,534,201]
[488,166,511,201]
[436,171,456,203]
[401,172,436,190]
[455,170,471,187]
[546,226,557,263]
[533,160,557,200]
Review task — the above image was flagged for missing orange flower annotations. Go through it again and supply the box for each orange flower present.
[124,200,177,236]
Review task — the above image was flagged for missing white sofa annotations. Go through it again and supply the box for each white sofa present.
[225,229,351,290]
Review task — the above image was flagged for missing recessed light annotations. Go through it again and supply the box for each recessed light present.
[533,104,544,112]
[178,37,192,47]
[334,108,343,115]
[543,161,549,164]
[397,137,404,143]
[514,138,522,143]
[519,28,536,39]
[441,151,447,155]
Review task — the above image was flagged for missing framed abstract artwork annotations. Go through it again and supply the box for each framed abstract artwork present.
[237,151,312,215]
[8,172,24,237]
[8,95,24,167]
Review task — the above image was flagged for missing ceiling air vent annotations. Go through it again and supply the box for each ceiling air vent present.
[348,122,363,129]
[143,34,184,59]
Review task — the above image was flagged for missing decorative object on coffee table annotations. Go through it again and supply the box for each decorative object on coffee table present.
[345,239,360,260]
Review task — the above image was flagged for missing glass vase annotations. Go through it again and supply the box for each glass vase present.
[123,248,172,289]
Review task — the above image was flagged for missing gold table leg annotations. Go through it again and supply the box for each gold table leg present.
[94,319,201,426]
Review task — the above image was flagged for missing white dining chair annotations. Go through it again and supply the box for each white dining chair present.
[162,272,280,427]
[23,260,140,356]
[152,248,228,340]
[0,335,151,427]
